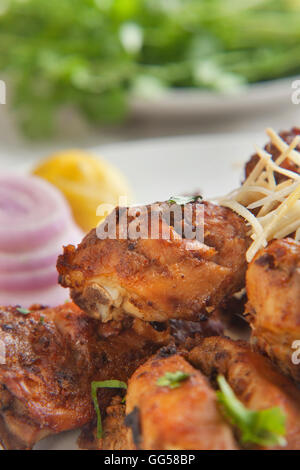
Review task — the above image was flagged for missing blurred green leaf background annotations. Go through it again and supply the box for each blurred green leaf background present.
[1,0,300,138]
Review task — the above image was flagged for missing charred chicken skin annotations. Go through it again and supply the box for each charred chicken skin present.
[57,200,249,323]
[246,238,300,382]
[0,302,172,450]
[0,301,223,450]
[189,336,300,450]
[125,347,238,450]
[245,127,300,183]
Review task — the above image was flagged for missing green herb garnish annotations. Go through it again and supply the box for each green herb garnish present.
[167,195,202,205]
[91,380,127,439]
[217,375,286,448]
[1,2,300,139]
[39,316,45,324]
[16,308,30,315]
[157,371,190,389]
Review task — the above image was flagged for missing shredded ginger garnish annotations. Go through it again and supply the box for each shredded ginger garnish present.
[218,128,300,262]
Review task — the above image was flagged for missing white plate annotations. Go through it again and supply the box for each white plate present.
[131,77,294,118]
[3,131,267,450]
[89,131,265,203]
[0,77,296,148]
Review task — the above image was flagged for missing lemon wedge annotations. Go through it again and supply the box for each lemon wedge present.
[33,150,133,232]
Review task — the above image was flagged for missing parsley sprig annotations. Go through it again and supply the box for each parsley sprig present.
[91,380,127,439]
[157,371,190,389]
[167,195,202,205]
[217,375,286,448]
[16,307,30,315]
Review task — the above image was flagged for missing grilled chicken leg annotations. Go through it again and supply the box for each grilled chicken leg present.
[125,346,238,450]
[245,127,300,183]
[57,201,249,322]
[0,302,170,449]
[189,336,300,450]
[246,238,300,382]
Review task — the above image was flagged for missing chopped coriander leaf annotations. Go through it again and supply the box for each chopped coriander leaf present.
[167,196,202,205]
[217,375,286,448]
[2,1,300,139]
[91,380,127,439]
[157,371,190,389]
[16,308,30,315]
[39,316,45,324]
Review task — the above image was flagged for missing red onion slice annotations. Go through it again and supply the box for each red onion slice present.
[0,175,72,252]
[0,266,59,291]
[0,174,83,307]
[0,284,70,308]
[0,225,82,273]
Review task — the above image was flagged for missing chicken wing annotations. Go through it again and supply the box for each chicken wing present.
[0,302,170,449]
[188,336,300,450]
[246,238,300,382]
[124,346,238,450]
[57,200,249,322]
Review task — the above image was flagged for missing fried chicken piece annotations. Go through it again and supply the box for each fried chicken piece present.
[188,336,300,450]
[78,312,225,450]
[78,396,130,450]
[124,346,238,450]
[0,303,170,450]
[57,200,249,322]
[246,238,300,382]
[245,128,300,183]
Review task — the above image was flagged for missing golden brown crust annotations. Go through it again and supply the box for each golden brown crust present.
[57,201,249,322]
[246,238,300,382]
[125,349,238,450]
[188,336,300,450]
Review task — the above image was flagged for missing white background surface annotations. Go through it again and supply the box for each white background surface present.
[0,131,264,202]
